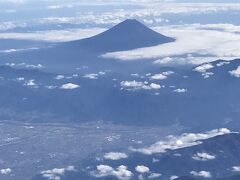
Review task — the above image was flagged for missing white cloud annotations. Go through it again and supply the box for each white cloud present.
[170,175,179,180]
[83,73,99,80]
[173,88,187,93]
[60,83,80,90]
[35,3,240,28]
[162,71,175,76]
[202,72,214,79]
[47,4,73,10]
[148,173,162,179]
[83,71,106,79]
[104,152,128,160]
[216,61,230,67]
[0,0,25,5]
[92,165,133,180]
[149,83,161,89]
[192,152,216,161]
[229,66,240,78]
[232,166,240,172]
[0,168,12,175]
[131,73,140,77]
[46,85,58,89]
[55,75,65,80]
[135,165,150,174]
[197,23,240,34]
[190,171,212,178]
[0,28,105,42]
[0,47,40,54]
[151,74,167,80]
[16,77,24,81]
[194,63,215,78]
[41,166,75,180]
[24,79,38,88]
[131,128,231,155]
[150,71,174,80]
[5,62,43,69]
[120,80,161,90]
[194,63,214,73]
[102,25,240,65]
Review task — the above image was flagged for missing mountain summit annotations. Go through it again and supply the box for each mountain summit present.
[71,19,175,52]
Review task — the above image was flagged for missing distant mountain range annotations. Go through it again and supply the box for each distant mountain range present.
[1,19,240,180]
[0,19,240,130]
[0,19,175,73]
[31,131,240,180]
[0,58,240,130]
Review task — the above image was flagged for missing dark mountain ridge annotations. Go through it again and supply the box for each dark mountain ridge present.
[63,19,175,53]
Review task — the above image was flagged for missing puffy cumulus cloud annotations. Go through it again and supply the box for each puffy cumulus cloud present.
[194,63,215,78]
[202,72,214,79]
[5,62,43,69]
[170,175,179,180]
[131,128,231,155]
[216,61,230,67]
[173,88,187,93]
[0,168,12,175]
[102,25,240,65]
[190,171,212,178]
[194,63,214,73]
[24,79,38,88]
[60,83,80,90]
[92,165,133,180]
[83,73,99,80]
[135,165,150,174]
[192,152,216,161]
[104,152,128,160]
[120,80,143,88]
[55,75,65,80]
[148,173,162,179]
[232,166,240,172]
[229,66,240,78]
[120,80,161,90]
[150,71,174,80]
[149,83,161,89]
[151,73,167,80]
[41,166,75,180]
[83,71,106,80]
[153,55,235,66]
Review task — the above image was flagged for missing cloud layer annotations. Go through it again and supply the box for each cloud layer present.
[131,128,231,155]
[102,24,240,65]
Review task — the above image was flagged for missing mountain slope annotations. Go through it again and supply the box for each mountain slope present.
[0,59,240,129]
[65,19,175,53]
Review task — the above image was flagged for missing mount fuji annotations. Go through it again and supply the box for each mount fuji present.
[0,19,175,73]
[65,19,175,53]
